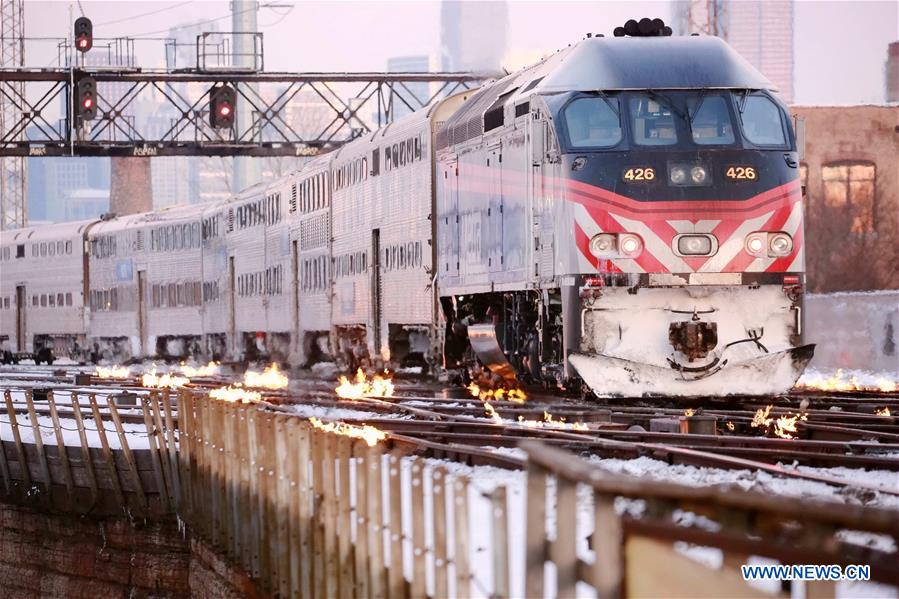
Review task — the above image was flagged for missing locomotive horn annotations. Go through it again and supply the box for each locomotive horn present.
[624,19,639,36]
[638,17,654,35]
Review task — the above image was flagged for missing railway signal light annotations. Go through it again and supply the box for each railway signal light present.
[74,17,93,52]
[75,76,98,121]
[209,84,236,129]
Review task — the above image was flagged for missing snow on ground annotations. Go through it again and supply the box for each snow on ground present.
[286,403,400,421]
[0,388,153,449]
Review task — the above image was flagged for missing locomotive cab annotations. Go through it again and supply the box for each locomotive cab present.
[436,25,814,397]
[550,86,812,395]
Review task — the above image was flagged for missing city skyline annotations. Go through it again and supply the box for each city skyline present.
[22,1,897,105]
[16,0,899,223]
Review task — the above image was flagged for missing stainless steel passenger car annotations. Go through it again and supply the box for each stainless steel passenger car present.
[0,220,96,362]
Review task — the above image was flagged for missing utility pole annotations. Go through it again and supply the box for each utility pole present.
[231,0,261,194]
[0,0,26,230]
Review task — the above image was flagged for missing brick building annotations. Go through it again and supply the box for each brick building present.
[791,105,899,292]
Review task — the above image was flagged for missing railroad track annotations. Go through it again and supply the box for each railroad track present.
[3,365,898,498]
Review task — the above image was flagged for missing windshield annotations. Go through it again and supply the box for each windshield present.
[561,90,787,150]
[563,96,622,148]
[738,93,786,146]
[688,95,735,145]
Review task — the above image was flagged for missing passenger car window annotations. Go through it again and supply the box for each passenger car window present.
[739,94,786,146]
[689,96,735,145]
[564,97,622,148]
[630,95,677,146]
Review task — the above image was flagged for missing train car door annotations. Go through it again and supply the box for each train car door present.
[532,118,554,283]
[488,144,504,273]
[441,158,460,278]
[371,229,382,354]
[137,271,147,354]
[228,257,236,354]
[291,240,300,352]
[15,285,25,352]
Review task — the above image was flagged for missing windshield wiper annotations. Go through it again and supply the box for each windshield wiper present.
[595,89,619,117]
[688,89,708,125]
[647,90,686,120]
[737,90,750,113]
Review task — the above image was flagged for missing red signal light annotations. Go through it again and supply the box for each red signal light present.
[77,36,89,49]
[83,97,93,109]
[218,104,232,117]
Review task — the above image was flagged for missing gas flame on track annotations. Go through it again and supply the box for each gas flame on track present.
[209,385,261,403]
[466,382,526,404]
[750,404,807,439]
[180,361,221,377]
[875,407,891,417]
[243,364,289,389]
[308,417,387,447]
[518,411,589,431]
[141,368,189,389]
[797,369,897,393]
[483,401,504,424]
[335,369,395,399]
[684,408,695,417]
[726,421,735,431]
[95,365,131,379]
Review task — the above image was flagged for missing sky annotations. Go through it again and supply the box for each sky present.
[20,0,899,105]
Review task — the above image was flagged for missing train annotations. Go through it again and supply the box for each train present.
[0,21,815,397]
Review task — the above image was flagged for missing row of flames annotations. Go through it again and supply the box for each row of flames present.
[483,400,590,431]
[750,405,808,439]
[466,382,526,404]
[95,362,289,392]
[308,416,386,447]
[797,370,897,393]
[335,369,395,399]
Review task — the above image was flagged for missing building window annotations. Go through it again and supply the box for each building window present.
[822,162,875,234]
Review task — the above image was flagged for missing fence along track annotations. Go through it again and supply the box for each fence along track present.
[0,388,177,516]
[178,390,500,598]
[523,441,899,598]
[2,386,899,597]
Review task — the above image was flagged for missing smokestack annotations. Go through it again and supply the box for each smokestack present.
[887,41,899,103]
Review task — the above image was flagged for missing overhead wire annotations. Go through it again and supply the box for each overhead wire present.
[125,2,274,38]
[93,0,197,27]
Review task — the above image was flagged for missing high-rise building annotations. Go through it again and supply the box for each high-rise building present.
[887,41,899,103]
[387,55,431,119]
[440,1,507,73]
[675,0,794,104]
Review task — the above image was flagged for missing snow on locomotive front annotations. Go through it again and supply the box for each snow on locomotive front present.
[436,28,814,397]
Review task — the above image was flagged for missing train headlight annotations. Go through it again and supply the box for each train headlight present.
[745,231,793,258]
[745,233,767,257]
[676,234,715,256]
[619,233,643,258]
[690,166,708,184]
[768,232,793,257]
[668,163,710,186]
[589,233,618,258]
[588,233,643,259]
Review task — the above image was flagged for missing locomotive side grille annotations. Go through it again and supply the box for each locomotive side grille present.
[300,213,329,251]
[436,78,517,149]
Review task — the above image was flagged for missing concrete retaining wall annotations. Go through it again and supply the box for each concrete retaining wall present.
[804,291,898,372]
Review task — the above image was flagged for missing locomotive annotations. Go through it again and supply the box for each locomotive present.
[0,21,813,397]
